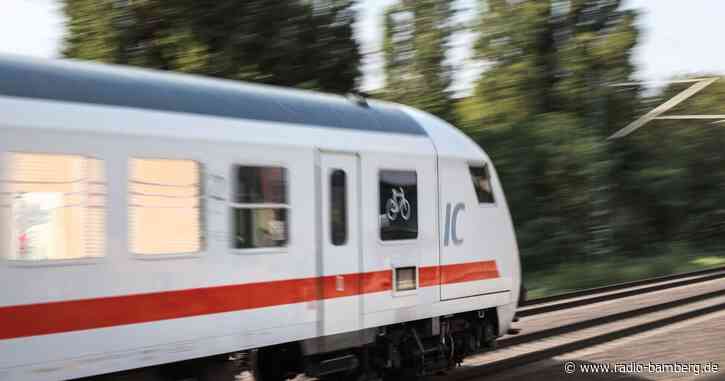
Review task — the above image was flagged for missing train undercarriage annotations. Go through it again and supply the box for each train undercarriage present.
[77,308,500,381]
[258,309,499,381]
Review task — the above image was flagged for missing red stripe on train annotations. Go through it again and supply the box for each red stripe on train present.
[0,260,498,340]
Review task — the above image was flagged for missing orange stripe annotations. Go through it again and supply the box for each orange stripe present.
[419,265,440,287]
[0,260,498,340]
[440,260,500,285]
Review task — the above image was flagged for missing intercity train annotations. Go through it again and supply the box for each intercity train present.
[0,55,521,381]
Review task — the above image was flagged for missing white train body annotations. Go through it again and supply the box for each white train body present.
[0,56,521,381]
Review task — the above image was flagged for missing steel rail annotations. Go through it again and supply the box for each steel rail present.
[439,272,725,380]
[508,288,725,348]
[448,296,725,381]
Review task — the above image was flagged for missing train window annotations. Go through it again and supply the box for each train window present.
[330,169,347,246]
[379,170,418,241]
[469,164,495,204]
[1,153,106,261]
[234,166,287,204]
[129,159,202,255]
[232,166,288,249]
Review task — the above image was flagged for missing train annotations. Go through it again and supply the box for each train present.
[0,55,521,381]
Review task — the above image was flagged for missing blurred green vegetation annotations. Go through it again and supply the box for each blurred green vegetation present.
[63,0,725,294]
[63,0,360,93]
[381,0,457,124]
[455,0,725,296]
[526,248,725,299]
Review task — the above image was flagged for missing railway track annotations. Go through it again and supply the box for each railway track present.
[435,265,725,380]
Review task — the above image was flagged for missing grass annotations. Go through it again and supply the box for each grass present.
[523,247,725,299]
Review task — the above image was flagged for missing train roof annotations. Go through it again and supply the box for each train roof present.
[0,55,425,136]
[0,55,489,162]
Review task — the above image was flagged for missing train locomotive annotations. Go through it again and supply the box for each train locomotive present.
[0,56,521,381]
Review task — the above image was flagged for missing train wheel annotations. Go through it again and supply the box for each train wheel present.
[155,355,241,381]
[192,356,243,381]
[251,348,283,381]
[252,344,300,381]
[482,320,497,350]
[73,368,167,381]
[382,367,418,381]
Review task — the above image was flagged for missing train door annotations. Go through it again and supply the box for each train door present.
[319,151,361,336]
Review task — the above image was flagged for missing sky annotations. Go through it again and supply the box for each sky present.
[2,0,725,94]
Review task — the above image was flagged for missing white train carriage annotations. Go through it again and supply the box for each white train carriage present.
[0,56,521,381]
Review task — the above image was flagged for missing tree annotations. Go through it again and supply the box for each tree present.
[464,0,641,267]
[382,0,457,124]
[470,0,640,131]
[63,0,361,93]
[472,0,557,130]
[620,76,725,252]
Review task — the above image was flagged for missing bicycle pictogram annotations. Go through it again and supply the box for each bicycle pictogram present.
[385,187,411,222]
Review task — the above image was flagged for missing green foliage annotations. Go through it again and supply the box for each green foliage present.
[621,78,725,250]
[479,112,607,268]
[462,0,725,280]
[526,246,725,298]
[62,0,361,93]
[470,0,641,130]
[474,0,555,125]
[63,0,120,63]
[463,0,643,268]
[381,0,457,124]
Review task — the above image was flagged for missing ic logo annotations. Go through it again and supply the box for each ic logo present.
[444,202,465,246]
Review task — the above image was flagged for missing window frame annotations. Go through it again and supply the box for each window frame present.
[469,163,497,207]
[1,151,109,266]
[128,157,205,258]
[229,163,290,253]
[377,168,420,244]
